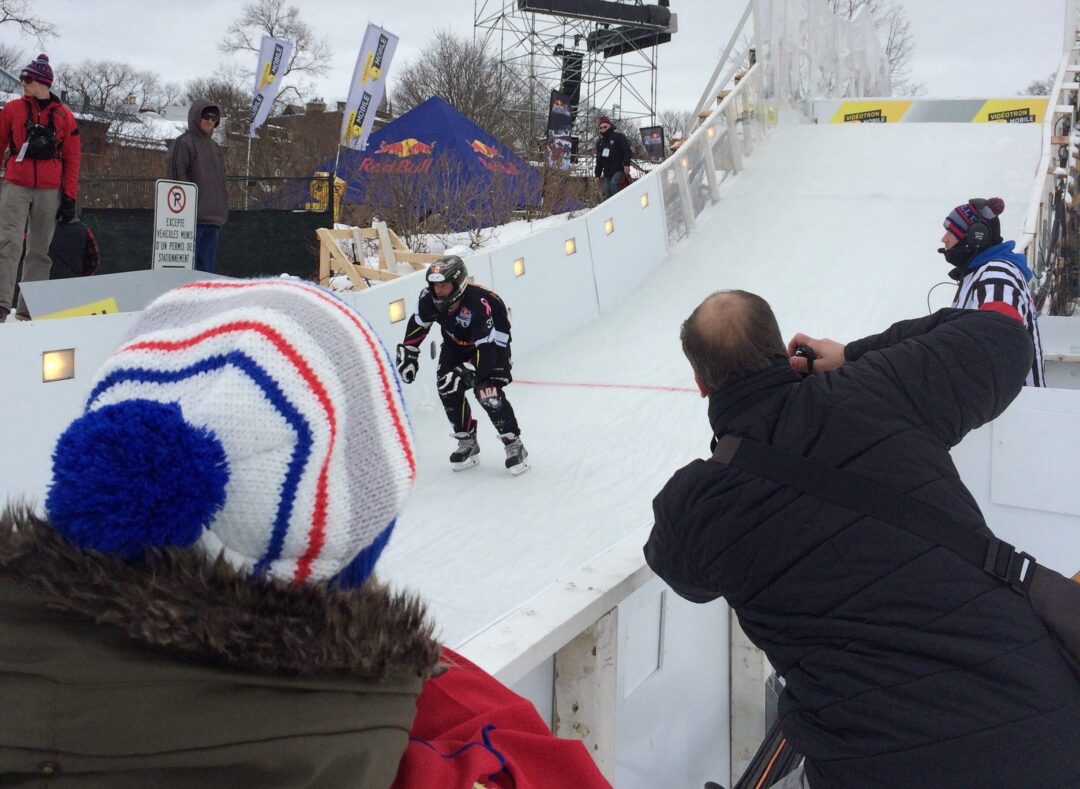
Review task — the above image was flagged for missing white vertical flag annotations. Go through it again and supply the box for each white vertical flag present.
[249,36,294,138]
[340,24,398,151]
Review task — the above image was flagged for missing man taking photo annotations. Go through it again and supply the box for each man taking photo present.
[646,291,1080,788]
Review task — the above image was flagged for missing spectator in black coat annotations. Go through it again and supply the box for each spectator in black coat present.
[645,290,1080,788]
[48,216,99,279]
[593,115,632,200]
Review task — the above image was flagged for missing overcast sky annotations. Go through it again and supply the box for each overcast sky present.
[4,0,1070,113]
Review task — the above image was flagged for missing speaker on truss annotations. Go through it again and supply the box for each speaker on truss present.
[560,50,584,119]
[586,24,673,58]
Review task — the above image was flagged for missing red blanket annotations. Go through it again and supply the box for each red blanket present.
[393,648,613,789]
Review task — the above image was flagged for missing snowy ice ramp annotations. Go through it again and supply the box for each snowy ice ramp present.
[376,119,1043,654]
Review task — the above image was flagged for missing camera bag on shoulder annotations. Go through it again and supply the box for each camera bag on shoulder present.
[18,106,59,160]
[710,434,1080,679]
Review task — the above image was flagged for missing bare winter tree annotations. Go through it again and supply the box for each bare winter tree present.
[0,40,23,72]
[1023,73,1056,96]
[57,60,178,114]
[185,69,252,132]
[658,109,696,143]
[393,31,533,153]
[0,0,55,43]
[827,0,923,96]
[219,0,330,107]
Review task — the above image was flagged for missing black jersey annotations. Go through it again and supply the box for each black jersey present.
[402,283,512,383]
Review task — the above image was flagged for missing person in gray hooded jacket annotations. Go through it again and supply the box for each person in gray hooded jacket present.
[166,100,228,272]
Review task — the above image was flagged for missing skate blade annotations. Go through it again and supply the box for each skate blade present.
[451,456,479,471]
[507,460,530,476]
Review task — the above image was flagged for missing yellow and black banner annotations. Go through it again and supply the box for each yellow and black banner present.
[823,98,1049,124]
[830,101,913,124]
[249,36,294,139]
[340,24,398,151]
[972,99,1046,124]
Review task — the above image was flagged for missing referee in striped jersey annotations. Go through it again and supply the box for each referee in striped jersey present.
[939,197,1045,386]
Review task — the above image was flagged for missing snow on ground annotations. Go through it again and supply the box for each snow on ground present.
[375,120,1044,648]
[421,210,590,252]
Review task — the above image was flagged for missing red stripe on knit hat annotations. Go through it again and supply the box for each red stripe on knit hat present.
[179,281,417,482]
[125,319,337,585]
[978,301,1023,323]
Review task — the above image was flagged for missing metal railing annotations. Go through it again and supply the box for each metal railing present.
[1019,8,1080,316]
[657,63,768,248]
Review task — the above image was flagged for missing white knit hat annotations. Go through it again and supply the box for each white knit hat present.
[46,279,415,588]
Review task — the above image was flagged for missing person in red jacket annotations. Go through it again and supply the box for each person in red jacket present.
[0,54,81,321]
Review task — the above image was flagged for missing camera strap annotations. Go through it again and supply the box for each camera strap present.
[711,432,1080,677]
[17,102,59,161]
[709,433,1035,593]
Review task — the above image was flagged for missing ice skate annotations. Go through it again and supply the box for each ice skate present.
[502,434,529,476]
[450,430,479,471]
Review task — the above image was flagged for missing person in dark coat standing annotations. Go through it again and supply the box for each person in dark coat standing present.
[594,115,632,200]
[645,290,1080,788]
[0,279,441,788]
[48,214,100,279]
[166,99,227,272]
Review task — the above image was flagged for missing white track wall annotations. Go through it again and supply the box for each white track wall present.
[338,174,667,364]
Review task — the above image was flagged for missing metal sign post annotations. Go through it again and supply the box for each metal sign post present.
[153,179,198,270]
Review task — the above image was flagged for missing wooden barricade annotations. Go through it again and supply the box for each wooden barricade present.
[316,221,441,290]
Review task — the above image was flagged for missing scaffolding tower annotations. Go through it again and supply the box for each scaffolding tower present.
[474,0,675,153]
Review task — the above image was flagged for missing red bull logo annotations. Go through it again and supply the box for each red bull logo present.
[470,139,501,159]
[470,139,521,175]
[376,138,437,157]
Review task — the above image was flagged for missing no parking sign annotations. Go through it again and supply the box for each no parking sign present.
[154,179,199,269]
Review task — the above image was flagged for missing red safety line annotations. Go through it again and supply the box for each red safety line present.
[514,378,697,394]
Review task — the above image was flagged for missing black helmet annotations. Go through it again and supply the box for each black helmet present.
[426,255,468,312]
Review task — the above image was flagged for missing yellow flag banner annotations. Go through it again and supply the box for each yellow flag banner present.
[249,36,294,138]
[340,24,398,151]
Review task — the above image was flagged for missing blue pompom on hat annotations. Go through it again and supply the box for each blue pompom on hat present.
[46,279,416,588]
[48,399,229,558]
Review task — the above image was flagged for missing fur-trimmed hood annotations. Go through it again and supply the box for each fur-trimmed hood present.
[0,506,440,681]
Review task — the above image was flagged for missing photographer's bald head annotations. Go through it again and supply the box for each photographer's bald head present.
[681,290,787,396]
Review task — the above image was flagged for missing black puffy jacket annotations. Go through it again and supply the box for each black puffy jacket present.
[594,127,632,178]
[646,308,1080,788]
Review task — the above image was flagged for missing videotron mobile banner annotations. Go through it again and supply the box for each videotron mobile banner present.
[822,98,1049,124]
[249,36,294,138]
[340,24,398,151]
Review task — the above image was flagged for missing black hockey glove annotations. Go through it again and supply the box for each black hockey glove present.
[396,344,420,384]
[482,366,512,387]
[437,362,476,396]
[57,195,76,224]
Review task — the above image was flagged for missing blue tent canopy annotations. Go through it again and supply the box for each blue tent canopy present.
[301,96,540,230]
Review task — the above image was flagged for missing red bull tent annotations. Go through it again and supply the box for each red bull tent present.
[307,96,540,230]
